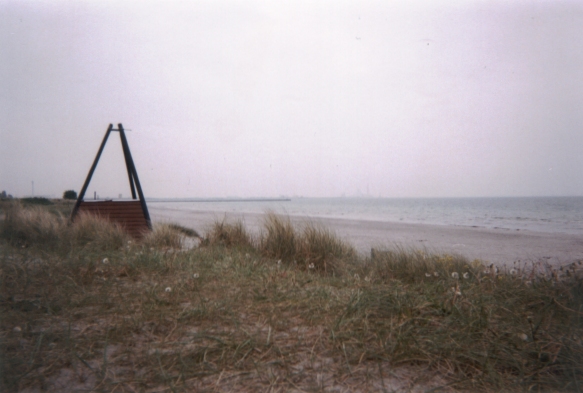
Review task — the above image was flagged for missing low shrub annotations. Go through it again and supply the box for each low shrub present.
[20,197,52,205]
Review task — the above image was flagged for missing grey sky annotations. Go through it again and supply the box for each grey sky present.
[1,0,582,199]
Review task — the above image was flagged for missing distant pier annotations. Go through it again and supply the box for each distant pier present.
[147,198,291,203]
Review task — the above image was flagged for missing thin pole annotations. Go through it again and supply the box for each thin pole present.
[70,124,113,221]
[118,124,152,229]
[118,128,137,199]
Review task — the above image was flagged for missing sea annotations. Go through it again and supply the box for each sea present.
[147,197,583,236]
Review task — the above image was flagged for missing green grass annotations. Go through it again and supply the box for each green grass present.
[1,201,582,392]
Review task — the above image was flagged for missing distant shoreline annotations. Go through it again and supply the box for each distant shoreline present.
[146,198,292,203]
[149,207,583,266]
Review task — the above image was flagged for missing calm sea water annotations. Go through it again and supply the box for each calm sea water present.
[148,197,583,235]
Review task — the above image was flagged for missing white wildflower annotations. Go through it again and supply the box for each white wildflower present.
[510,268,518,275]
[364,276,371,282]
[102,258,109,264]
[425,273,432,278]
[165,287,172,292]
[308,263,315,269]
[463,272,470,279]
[13,326,22,333]
[277,260,282,266]
[193,273,199,279]
[518,333,528,341]
[451,287,462,296]
[433,272,439,277]
[451,272,459,279]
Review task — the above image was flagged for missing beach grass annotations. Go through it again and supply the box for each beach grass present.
[1,200,582,392]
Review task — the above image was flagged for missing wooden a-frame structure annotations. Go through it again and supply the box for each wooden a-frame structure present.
[70,123,152,237]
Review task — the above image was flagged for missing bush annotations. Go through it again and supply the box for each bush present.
[21,197,52,205]
[63,190,77,200]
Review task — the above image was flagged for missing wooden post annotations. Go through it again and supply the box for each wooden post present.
[118,124,152,229]
[71,124,113,221]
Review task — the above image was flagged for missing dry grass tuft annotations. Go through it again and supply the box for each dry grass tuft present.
[203,217,255,249]
[259,212,355,274]
[66,212,130,252]
[368,247,481,284]
[1,201,130,252]
[141,223,184,250]
[0,202,62,246]
[297,222,355,273]
[260,211,297,261]
[167,223,200,238]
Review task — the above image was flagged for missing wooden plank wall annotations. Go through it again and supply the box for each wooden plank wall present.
[77,201,150,238]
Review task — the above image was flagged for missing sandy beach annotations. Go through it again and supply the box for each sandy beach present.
[149,206,583,267]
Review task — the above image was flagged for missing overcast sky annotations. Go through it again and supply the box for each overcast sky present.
[1,0,582,199]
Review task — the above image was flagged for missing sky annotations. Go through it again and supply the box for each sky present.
[1,0,582,199]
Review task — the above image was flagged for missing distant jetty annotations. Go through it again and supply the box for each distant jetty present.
[147,198,291,203]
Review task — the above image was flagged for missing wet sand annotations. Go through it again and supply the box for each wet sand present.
[149,206,583,266]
